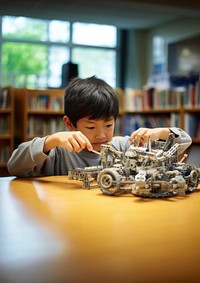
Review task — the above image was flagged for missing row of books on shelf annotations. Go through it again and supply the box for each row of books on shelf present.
[122,114,179,136]
[0,117,10,134]
[124,83,200,111]
[125,88,183,111]
[185,114,200,138]
[0,145,10,163]
[0,88,10,108]
[156,73,200,108]
[28,117,65,136]
[28,94,64,111]
[183,82,200,108]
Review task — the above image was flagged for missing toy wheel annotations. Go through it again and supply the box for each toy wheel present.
[188,170,199,191]
[190,170,198,183]
[97,169,120,196]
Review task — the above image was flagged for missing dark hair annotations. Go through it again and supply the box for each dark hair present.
[64,76,119,126]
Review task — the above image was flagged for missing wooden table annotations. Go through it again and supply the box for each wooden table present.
[0,175,200,283]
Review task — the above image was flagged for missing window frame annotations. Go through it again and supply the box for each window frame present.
[0,16,118,88]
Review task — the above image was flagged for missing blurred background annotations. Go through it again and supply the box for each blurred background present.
[0,0,200,175]
[0,0,199,89]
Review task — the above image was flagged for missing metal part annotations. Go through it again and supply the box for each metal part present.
[68,133,200,198]
[91,149,101,155]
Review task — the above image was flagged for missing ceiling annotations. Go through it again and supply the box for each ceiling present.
[0,0,200,29]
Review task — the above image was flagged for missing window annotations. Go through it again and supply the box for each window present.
[72,47,116,87]
[49,20,70,43]
[48,46,69,87]
[0,16,117,88]
[72,23,117,86]
[72,23,117,47]
[152,36,166,74]
[2,42,48,87]
[2,16,48,41]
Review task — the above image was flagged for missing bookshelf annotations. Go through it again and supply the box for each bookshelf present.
[184,108,200,143]
[0,86,14,176]
[121,83,200,166]
[121,87,183,136]
[122,79,200,135]
[114,88,124,135]
[13,87,125,144]
[14,88,66,145]
[6,84,199,175]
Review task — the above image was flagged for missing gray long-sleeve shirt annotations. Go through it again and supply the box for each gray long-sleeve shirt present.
[7,127,192,177]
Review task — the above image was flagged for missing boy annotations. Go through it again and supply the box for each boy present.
[7,76,192,177]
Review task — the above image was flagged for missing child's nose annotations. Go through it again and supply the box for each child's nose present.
[95,129,106,139]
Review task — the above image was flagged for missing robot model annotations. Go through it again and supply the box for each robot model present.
[68,133,200,198]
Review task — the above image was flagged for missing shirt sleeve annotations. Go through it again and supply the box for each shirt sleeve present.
[169,127,192,154]
[7,137,50,177]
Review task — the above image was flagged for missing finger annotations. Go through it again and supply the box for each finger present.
[79,133,93,151]
[142,134,151,146]
[129,128,144,143]
[65,140,76,152]
[74,135,87,150]
[138,136,146,146]
[66,137,83,152]
[68,132,93,152]
[134,129,148,146]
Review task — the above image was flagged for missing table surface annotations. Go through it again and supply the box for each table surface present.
[0,175,200,283]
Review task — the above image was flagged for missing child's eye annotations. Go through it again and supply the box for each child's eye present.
[106,124,113,128]
[86,126,95,130]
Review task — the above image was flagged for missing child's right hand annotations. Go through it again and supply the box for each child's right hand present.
[43,131,93,153]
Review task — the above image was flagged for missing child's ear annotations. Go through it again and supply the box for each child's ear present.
[63,116,76,130]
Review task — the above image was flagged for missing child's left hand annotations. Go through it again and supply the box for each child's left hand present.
[130,127,170,146]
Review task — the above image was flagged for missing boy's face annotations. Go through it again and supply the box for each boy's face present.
[75,116,115,151]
